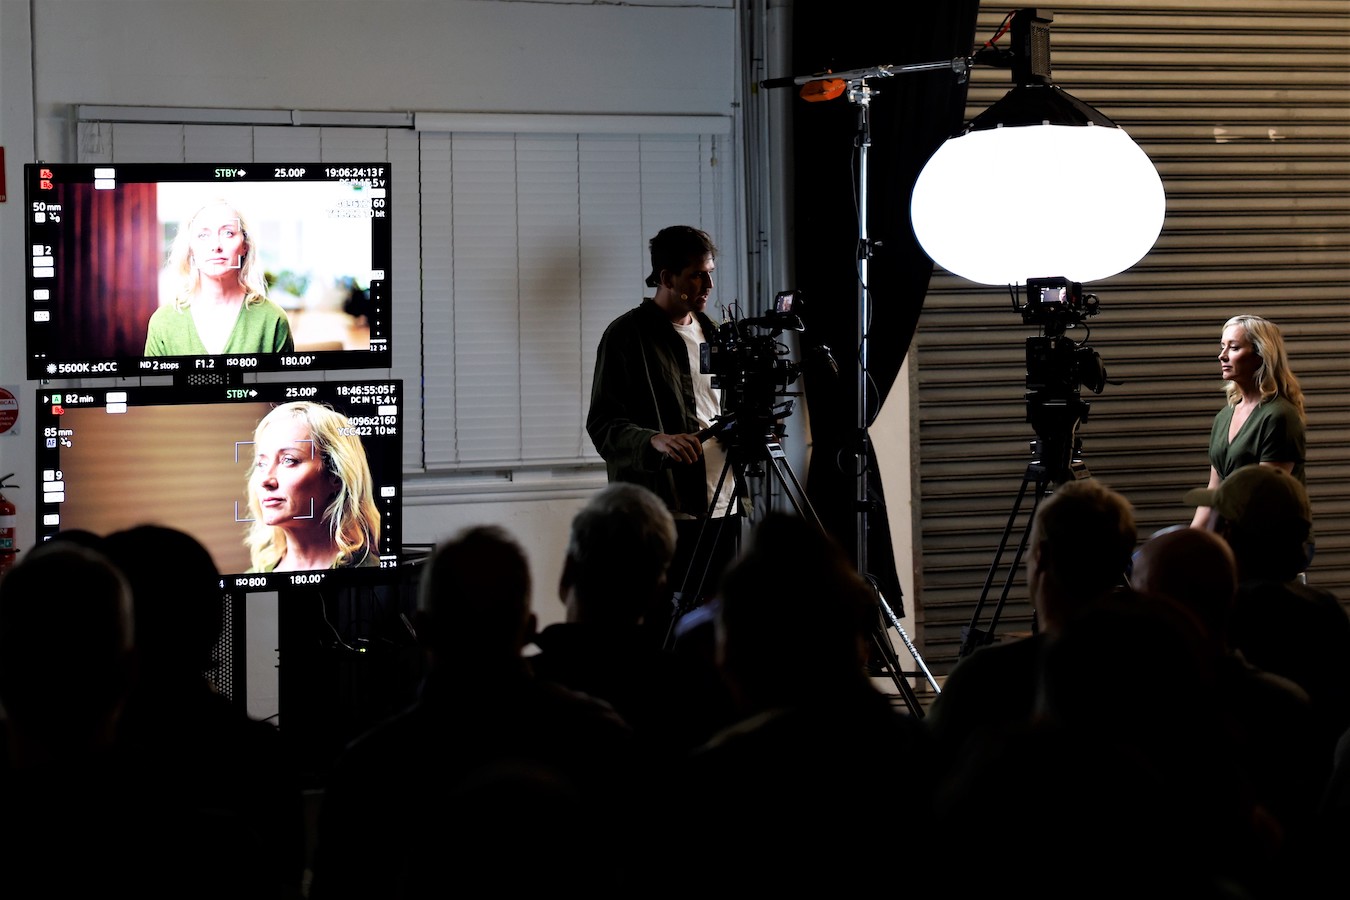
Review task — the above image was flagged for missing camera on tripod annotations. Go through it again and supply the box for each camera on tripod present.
[699,291,835,437]
[961,278,1114,659]
[700,290,805,388]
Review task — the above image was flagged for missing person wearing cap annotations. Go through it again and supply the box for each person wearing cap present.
[1184,463,1350,775]
[585,226,740,645]
[1190,314,1306,530]
[1184,463,1313,583]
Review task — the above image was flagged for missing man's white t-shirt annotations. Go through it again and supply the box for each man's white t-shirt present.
[674,320,735,518]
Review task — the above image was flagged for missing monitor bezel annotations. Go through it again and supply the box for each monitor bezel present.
[24,162,392,381]
[34,378,404,594]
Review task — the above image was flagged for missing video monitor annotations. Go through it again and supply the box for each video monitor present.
[35,379,403,593]
[25,163,391,380]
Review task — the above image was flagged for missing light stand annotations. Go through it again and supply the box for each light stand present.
[763,8,1164,693]
[761,59,965,703]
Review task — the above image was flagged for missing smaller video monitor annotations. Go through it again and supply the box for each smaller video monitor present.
[35,378,404,593]
[25,162,391,380]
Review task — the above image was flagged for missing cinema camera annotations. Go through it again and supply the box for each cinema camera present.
[699,290,835,441]
[1015,277,1109,478]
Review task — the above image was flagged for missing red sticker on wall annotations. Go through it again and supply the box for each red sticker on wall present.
[0,387,19,435]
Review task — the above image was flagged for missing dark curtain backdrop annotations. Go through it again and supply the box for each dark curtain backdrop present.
[57,181,160,359]
[790,1,981,606]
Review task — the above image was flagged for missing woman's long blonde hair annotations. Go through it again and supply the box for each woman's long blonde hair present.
[1223,315,1305,422]
[244,402,380,571]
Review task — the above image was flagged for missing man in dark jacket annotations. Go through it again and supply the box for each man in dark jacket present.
[586,225,739,644]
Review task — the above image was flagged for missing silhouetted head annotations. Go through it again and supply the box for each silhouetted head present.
[715,513,876,709]
[560,483,677,624]
[1184,463,1311,581]
[1027,478,1137,632]
[0,542,135,753]
[101,525,223,675]
[1131,527,1237,648]
[45,528,106,550]
[416,525,534,667]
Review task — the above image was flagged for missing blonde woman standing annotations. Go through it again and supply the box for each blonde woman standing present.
[1190,314,1306,530]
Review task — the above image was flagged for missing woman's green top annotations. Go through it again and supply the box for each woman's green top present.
[144,300,295,356]
[1208,395,1306,485]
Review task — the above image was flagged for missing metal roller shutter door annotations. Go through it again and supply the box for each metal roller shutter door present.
[912,1,1350,694]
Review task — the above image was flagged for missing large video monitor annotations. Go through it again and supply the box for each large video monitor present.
[35,378,403,593]
[25,162,391,380]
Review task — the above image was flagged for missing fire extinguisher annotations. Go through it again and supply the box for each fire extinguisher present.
[0,473,18,575]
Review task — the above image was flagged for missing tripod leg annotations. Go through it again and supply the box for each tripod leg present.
[665,452,744,652]
[984,475,1051,641]
[961,471,1034,658]
[869,619,925,718]
[765,442,824,530]
[875,586,940,695]
[663,513,736,652]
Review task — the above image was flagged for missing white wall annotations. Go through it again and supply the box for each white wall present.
[26,0,736,156]
[0,0,737,626]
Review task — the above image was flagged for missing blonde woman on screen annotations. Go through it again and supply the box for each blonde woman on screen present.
[146,199,294,357]
[244,401,379,572]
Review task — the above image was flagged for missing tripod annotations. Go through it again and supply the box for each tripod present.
[666,401,938,718]
[958,433,1090,660]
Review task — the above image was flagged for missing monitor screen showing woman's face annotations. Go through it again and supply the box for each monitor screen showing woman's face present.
[189,203,247,279]
[250,418,338,528]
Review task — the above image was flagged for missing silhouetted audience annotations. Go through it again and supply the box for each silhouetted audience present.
[1186,464,1350,759]
[665,513,936,894]
[530,483,735,761]
[101,525,305,899]
[1003,593,1266,897]
[8,488,1349,898]
[1132,526,1326,895]
[0,541,135,769]
[0,541,182,895]
[308,525,634,899]
[925,476,1137,768]
[1318,727,1350,898]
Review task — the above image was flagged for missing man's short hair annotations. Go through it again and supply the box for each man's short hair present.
[645,225,717,289]
[1030,477,1137,597]
[417,525,531,655]
[567,483,677,605]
